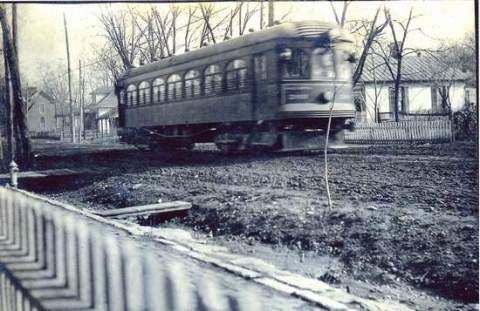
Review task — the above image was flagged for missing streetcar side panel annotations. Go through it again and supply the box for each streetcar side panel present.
[124,93,252,128]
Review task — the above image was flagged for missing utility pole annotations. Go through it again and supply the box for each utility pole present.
[12,4,17,61]
[260,0,264,29]
[4,4,18,166]
[78,59,84,143]
[4,47,13,165]
[268,0,274,27]
[11,3,17,159]
[63,13,75,143]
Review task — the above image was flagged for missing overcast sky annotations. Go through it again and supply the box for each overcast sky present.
[15,0,476,85]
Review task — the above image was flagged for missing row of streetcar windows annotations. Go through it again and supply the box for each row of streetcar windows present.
[122,58,258,107]
[121,48,352,107]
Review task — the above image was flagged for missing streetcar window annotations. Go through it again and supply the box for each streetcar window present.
[152,78,165,104]
[167,74,182,101]
[138,81,150,105]
[254,55,267,80]
[119,90,125,105]
[280,48,309,79]
[335,50,352,81]
[204,65,222,95]
[184,70,201,98]
[225,59,247,91]
[311,48,335,79]
[127,84,137,106]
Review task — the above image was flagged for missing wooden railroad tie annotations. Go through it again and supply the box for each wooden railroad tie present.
[94,201,192,219]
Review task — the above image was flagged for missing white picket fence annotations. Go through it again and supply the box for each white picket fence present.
[345,120,453,144]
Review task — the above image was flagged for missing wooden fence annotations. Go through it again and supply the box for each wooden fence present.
[61,129,119,144]
[345,120,453,144]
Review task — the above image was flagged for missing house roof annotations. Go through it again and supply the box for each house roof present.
[91,86,113,95]
[360,54,471,83]
[21,86,55,103]
[89,88,117,110]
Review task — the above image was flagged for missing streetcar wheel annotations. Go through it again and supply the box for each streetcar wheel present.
[133,143,149,151]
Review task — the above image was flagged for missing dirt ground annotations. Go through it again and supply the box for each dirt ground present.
[32,140,478,310]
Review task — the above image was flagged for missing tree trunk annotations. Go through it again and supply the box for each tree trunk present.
[393,57,402,122]
[268,0,274,26]
[0,5,31,169]
[3,49,12,165]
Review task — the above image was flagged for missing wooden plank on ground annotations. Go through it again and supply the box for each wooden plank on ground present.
[0,168,98,180]
[94,201,192,219]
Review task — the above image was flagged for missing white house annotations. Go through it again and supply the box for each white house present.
[89,86,118,136]
[24,87,57,135]
[356,54,471,123]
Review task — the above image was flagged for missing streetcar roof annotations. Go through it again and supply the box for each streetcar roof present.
[118,21,349,84]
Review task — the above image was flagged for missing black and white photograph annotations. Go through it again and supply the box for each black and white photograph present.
[0,0,477,310]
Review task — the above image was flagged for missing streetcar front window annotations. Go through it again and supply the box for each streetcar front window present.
[335,50,353,81]
[311,48,334,80]
[280,48,309,79]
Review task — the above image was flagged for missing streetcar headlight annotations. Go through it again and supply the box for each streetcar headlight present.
[347,53,357,63]
[317,91,333,104]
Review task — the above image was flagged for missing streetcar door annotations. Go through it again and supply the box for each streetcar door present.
[252,54,268,118]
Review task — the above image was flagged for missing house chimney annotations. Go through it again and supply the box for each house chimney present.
[389,42,399,60]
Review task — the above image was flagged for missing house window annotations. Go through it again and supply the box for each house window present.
[400,86,409,113]
[138,81,150,105]
[39,102,45,114]
[225,59,248,91]
[253,55,267,80]
[167,74,182,101]
[388,87,395,114]
[431,86,449,113]
[204,65,223,95]
[388,87,408,114]
[431,87,438,112]
[152,78,165,104]
[184,70,201,98]
[439,86,449,112]
[127,84,137,106]
[40,116,46,129]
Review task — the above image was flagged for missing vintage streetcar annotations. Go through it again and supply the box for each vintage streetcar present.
[115,21,356,153]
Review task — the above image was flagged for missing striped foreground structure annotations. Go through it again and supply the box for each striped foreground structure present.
[0,186,412,311]
[345,120,453,144]
[0,187,273,311]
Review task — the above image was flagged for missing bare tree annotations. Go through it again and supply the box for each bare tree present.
[99,7,143,70]
[371,8,417,122]
[362,57,389,122]
[92,45,123,86]
[329,0,351,27]
[97,2,289,81]
[329,2,388,87]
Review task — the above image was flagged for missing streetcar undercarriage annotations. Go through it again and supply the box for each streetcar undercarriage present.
[119,117,354,153]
